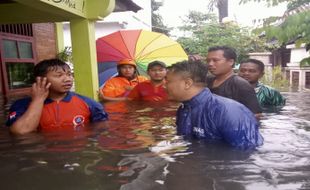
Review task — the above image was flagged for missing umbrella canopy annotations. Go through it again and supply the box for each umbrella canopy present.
[96,29,188,87]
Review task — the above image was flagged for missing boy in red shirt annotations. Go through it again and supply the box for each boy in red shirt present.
[127,61,168,102]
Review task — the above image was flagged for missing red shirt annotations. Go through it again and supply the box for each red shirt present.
[127,80,168,102]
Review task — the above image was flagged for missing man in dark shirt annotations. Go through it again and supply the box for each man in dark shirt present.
[206,46,262,118]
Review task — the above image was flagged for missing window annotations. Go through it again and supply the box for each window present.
[3,39,18,58]
[3,39,33,59]
[0,34,36,94]
[6,62,34,89]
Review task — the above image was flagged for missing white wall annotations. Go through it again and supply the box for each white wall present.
[63,0,151,47]
[286,44,309,66]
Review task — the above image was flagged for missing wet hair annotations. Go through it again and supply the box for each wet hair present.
[208,46,237,62]
[240,59,265,73]
[168,60,208,85]
[34,58,70,78]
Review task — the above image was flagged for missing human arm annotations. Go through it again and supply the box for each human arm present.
[9,77,51,135]
[220,106,264,149]
[78,95,109,122]
[234,77,262,115]
[99,79,128,101]
[126,85,141,101]
[99,94,127,102]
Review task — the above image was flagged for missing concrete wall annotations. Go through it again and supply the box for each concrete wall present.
[285,44,310,89]
[286,44,309,66]
[63,0,152,47]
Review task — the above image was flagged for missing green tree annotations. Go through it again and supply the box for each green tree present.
[151,0,171,35]
[177,11,271,62]
[241,0,310,66]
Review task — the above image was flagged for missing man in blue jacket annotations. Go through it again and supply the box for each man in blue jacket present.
[165,60,263,149]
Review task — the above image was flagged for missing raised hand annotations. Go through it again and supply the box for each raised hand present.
[31,77,51,101]
[124,85,134,91]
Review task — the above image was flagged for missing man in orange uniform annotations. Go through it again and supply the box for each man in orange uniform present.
[100,59,147,101]
[6,59,108,135]
[127,61,168,102]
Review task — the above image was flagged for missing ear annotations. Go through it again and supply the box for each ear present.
[184,78,193,90]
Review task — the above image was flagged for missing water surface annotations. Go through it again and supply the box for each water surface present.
[0,92,309,190]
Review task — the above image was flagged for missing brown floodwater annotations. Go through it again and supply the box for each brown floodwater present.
[0,92,310,190]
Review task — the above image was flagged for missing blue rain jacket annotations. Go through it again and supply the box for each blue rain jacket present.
[176,88,264,149]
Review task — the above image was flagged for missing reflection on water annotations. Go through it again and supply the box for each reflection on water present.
[0,92,310,190]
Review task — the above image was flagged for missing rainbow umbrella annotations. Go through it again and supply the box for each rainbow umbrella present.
[96,29,188,87]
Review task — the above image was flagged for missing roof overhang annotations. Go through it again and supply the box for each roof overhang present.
[0,0,141,24]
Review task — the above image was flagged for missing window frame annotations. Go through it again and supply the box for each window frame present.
[0,32,37,96]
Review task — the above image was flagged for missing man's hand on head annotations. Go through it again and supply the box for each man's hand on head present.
[31,77,51,101]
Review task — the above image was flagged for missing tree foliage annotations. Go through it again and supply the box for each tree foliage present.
[242,0,310,66]
[151,0,171,36]
[261,65,289,89]
[177,11,272,62]
[239,0,288,6]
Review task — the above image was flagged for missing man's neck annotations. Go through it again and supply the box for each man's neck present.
[48,92,68,101]
[183,87,204,102]
[213,70,234,87]
[250,81,258,88]
[125,75,136,81]
[151,79,164,86]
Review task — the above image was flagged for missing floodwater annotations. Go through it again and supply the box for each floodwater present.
[0,91,310,190]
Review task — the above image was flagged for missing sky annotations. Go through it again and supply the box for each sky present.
[158,0,287,36]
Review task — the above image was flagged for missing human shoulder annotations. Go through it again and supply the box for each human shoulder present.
[105,76,126,84]
[6,97,32,127]
[72,92,101,107]
[259,82,277,91]
[206,76,216,87]
[139,80,152,86]
[10,97,32,109]
[230,75,252,85]
[227,75,254,92]
[137,75,148,82]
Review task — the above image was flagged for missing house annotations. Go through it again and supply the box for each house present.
[249,3,310,90]
[285,43,310,89]
[63,0,151,47]
[0,0,143,99]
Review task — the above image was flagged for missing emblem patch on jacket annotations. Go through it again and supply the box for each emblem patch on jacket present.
[73,115,85,126]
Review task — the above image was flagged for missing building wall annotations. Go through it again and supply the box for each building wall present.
[33,23,57,62]
[63,0,152,47]
[0,23,57,98]
[285,44,310,89]
[286,44,309,66]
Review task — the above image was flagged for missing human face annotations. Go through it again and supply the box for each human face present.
[238,62,263,84]
[119,65,136,79]
[165,70,188,102]
[45,66,73,93]
[206,50,234,76]
[147,65,167,82]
